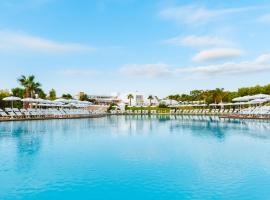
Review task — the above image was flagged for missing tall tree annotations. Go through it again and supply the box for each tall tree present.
[36,88,46,99]
[212,88,227,103]
[48,89,57,100]
[17,75,41,98]
[148,95,153,106]
[79,94,88,101]
[127,94,134,106]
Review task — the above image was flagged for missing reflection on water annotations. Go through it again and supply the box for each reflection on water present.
[107,115,270,140]
[1,116,270,141]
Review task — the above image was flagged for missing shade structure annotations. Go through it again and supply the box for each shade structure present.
[80,101,92,105]
[35,98,46,103]
[3,96,21,101]
[67,99,79,103]
[42,100,54,104]
[224,103,235,106]
[264,97,270,101]
[232,96,253,102]
[249,99,267,104]
[3,96,21,109]
[38,103,50,107]
[54,98,70,103]
[250,94,270,100]
[178,104,207,107]
[233,102,250,105]
[217,102,229,106]
[21,98,36,103]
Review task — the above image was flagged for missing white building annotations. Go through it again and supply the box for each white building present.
[118,92,145,106]
[88,95,121,105]
[118,92,160,106]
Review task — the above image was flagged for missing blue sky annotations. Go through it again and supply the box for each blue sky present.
[1,0,270,97]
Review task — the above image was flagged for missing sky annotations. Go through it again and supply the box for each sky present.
[0,0,270,97]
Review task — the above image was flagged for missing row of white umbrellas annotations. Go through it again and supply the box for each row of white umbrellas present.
[210,99,270,107]
[232,94,270,102]
[2,96,92,108]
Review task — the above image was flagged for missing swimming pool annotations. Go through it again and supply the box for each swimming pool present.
[1,115,270,200]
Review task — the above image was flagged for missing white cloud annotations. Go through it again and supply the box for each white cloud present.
[165,35,233,47]
[258,14,270,23]
[160,5,260,24]
[177,53,270,77]
[192,48,244,62]
[120,54,270,79]
[0,30,94,53]
[256,54,270,63]
[120,63,171,77]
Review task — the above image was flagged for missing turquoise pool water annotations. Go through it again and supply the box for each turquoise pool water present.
[1,115,270,200]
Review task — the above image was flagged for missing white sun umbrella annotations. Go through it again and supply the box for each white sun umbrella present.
[247,101,258,105]
[35,98,45,103]
[3,96,21,109]
[218,102,226,106]
[55,101,64,105]
[38,103,48,107]
[80,101,92,105]
[264,97,270,101]
[54,98,70,103]
[68,99,79,103]
[199,104,207,107]
[250,99,267,104]
[233,102,249,105]
[250,94,270,100]
[42,100,53,104]
[232,96,253,102]
[21,98,36,103]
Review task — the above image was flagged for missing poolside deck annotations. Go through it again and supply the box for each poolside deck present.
[109,113,270,120]
[0,114,107,122]
[220,114,270,120]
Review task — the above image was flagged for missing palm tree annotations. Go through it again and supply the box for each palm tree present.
[148,95,153,106]
[18,75,41,98]
[212,88,225,104]
[127,94,134,106]
[200,90,209,104]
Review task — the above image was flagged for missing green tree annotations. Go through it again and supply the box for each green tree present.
[127,94,134,106]
[62,93,73,99]
[263,84,270,94]
[48,89,57,100]
[148,95,154,106]
[212,88,226,103]
[79,94,88,101]
[11,87,25,98]
[17,75,41,98]
[36,88,46,99]
[0,90,11,108]
[190,90,203,100]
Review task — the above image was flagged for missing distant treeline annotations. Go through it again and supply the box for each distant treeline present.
[166,84,270,104]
